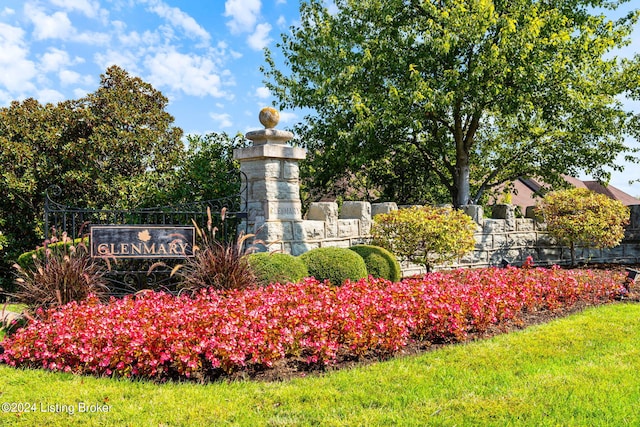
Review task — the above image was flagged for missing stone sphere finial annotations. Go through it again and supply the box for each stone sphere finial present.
[259,107,280,129]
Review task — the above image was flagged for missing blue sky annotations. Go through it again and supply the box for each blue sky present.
[0,0,638,197]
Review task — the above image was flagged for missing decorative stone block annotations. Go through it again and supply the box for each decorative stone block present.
[509,232,538,248]
[371,202,398,217]
[538,247,563,263]
[459,250,489,265]
[289,242,320,256]
[492,204,516,231]
[359,219,372,236]
[234,143,306,161]
[483,219,504,233]
[537,233,556,246]
[475,233,492,251]
[340,201,371,221]
[489,249,525,266]
[338,219,359,238]
[462,205,484,225]
[283,161,300,180]
[516,219,536,232]
[293,220,325,240]
[307,202,339,222]
[492,234,508,249]
[254,221,293,242]
[240,159,282,180]
[264,200,302,220]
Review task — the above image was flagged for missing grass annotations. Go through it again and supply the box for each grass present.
[1,302,639,426]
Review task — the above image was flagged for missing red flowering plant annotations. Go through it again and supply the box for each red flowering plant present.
[0,265,626,381]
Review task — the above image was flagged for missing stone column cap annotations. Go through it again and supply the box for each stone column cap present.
[245,128,294,145]
[234,143,306,161]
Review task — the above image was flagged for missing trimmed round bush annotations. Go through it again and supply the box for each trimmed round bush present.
[17,237,87,270]
[349,245,401,282]
[246,252,309,286]
[299,247,368,286]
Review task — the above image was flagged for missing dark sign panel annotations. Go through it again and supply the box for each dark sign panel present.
[90,225,195,259]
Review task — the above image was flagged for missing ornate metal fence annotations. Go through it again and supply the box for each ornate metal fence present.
[43,173,247,295]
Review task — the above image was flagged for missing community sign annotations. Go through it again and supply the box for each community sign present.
[90,225,195,259]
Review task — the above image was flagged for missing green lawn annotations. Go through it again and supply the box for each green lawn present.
[1,302,639,426]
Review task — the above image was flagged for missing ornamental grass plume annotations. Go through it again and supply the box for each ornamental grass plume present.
[12,232,109,313]
[164,207,261,293]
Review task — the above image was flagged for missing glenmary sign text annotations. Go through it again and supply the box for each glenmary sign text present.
[90,225,195,259]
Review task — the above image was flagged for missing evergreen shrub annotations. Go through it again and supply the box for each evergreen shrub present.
[299,247,367,286]
[17,237,87,271]
[246,252,309,286]
[349,245,401,282]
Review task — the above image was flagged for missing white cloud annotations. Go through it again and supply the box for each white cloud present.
[1,8,15,16]
[277,15,287,28]
[25,3,110,45]
[247,22,272,50]
[144,48,227,98]
[26,5,74,41]
[210,112,233,129]
[94,50,142,74]
[40,48,72,72]
[276,0,287,4]
[49,0,103,19]
[112,20,160,47]
[36,88,65,104]
[278,111,298,124]
[59,69,81,86]
[146,0,210,42]
[224,0,262,34]
[0,23,37,94]
[255,86,270,99]
[73,87,91,98]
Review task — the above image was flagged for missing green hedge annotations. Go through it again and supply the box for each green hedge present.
[245,252,309,286]
[299,247,368,286]
[349,245,402,282]
[16,238,88,271]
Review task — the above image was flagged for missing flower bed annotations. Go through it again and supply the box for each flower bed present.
[0,266,626,381]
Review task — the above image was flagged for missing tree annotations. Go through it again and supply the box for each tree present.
[0,66,184,287]
[534,188,630,266]
[264,0,640,207]
[371,206,476,272]
[157,132,250,206]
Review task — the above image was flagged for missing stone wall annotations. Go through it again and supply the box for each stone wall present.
[235,110,640,278]
[249,201,640,278]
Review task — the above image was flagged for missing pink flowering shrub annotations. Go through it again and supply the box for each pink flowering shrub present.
[0,266,625,381]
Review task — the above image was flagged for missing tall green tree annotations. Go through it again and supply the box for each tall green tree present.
[146,132,250,207]
[0,66,184,287]
[264,0,640,207]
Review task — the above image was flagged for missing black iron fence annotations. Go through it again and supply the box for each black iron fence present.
[42,173,248,295]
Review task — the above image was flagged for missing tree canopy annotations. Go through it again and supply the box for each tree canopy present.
[535,188,630,266]
[0,66,184,279]
[263,0,640,206]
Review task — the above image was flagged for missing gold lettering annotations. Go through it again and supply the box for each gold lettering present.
[120,243,129,255]
[131,243,142,255]
[157,244,167,255]
[177,242,189,255]
[97,244,110,255]
[144,243,155,254]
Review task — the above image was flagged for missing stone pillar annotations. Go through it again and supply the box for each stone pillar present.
[233,108,306,250]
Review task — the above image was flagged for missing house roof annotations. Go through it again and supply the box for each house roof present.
[503,176,639,208]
